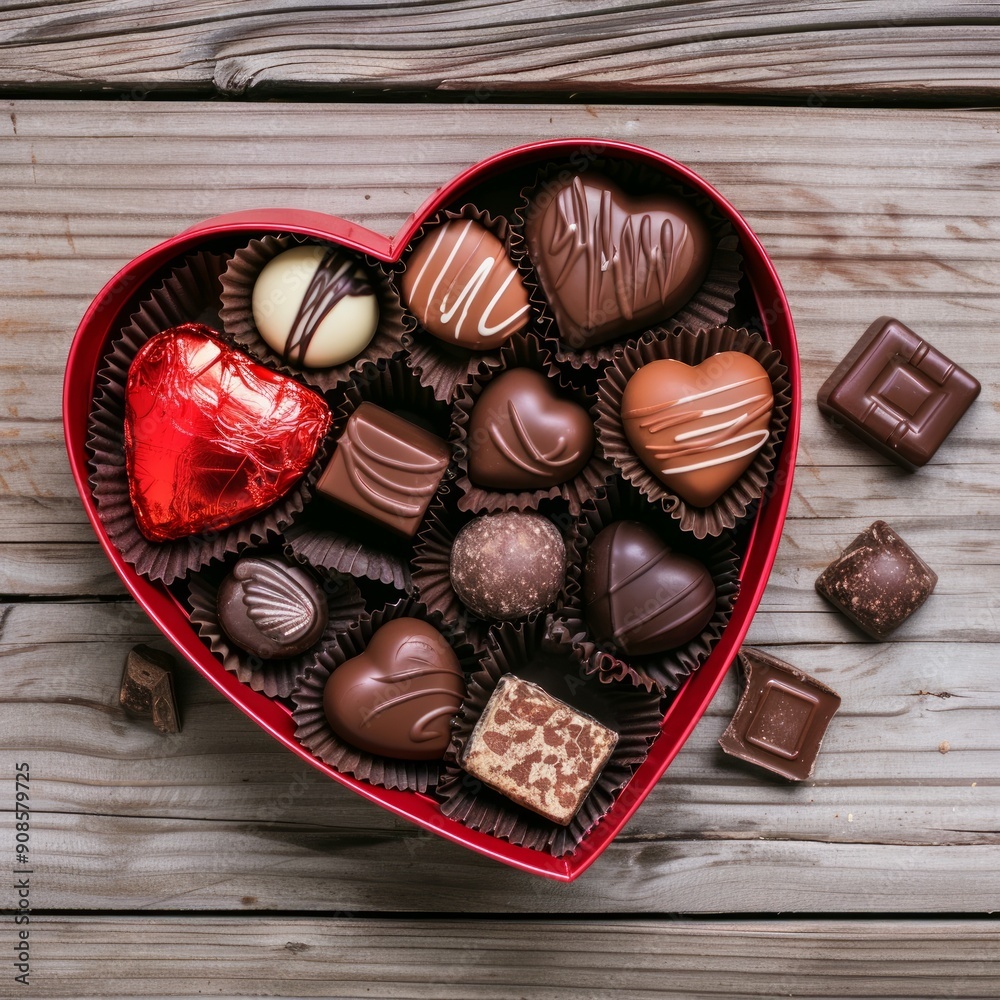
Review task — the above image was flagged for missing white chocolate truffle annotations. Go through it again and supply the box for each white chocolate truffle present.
[251,245,379,369]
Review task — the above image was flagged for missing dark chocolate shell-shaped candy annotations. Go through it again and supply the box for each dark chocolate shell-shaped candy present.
[217,556,328,659]
[583,521,715,656]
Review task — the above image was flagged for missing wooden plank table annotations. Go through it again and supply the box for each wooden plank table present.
[2,3,1000,996]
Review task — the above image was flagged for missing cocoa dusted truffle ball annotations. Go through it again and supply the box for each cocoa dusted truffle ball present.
[449,513,565,622]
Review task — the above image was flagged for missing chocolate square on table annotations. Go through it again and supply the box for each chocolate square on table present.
[316,401,450,537]
[460,674,619,826]
[719,647,840,781]
[815,520,936,641]
[817,317,980,470]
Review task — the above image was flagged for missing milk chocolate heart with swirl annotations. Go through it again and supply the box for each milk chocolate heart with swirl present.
[323,617,465,760]
[524,172,712,349]
[466,369,595,489]
[622,353,774,507]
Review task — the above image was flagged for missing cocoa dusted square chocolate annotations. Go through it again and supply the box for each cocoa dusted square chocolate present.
[815,520,937,641]
[817,316,980,470]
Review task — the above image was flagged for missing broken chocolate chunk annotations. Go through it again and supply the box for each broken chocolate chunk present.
[119,644,181,734]
[719,647,840,781]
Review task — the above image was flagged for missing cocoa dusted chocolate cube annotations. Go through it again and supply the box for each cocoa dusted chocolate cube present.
[316,401,449,537]
[460,674,618,826]
[817,317,980,470]
[719,647,840,781]
[816,520,936,640]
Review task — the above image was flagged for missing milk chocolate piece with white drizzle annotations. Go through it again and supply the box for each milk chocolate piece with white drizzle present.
[524,172,711,349]
[467,369,595,489]
[317,401,450,537]
[402,220,530,350]
[252,245,380,369]
[323,617,465,760]
[622,353,774,507]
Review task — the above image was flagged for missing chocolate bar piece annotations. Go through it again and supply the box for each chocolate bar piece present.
[460,674,618,825]
[719,647,840,781]
[119,645,180,734]
[816,520,936,640]
[316,401,449,537]
[817,317,980,470]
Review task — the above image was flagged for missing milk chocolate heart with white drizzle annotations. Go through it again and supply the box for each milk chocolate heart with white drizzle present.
[622,353,773,507]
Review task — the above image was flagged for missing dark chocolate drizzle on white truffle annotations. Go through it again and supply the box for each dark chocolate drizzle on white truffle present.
[284,250,373,366]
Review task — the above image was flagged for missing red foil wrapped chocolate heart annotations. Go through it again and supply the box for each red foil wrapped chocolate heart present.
[124,324,331,542]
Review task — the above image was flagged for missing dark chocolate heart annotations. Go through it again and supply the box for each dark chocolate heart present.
[524,171,711,349]
[583,521,716,656]
[323,618,465,760]
[124,324,331,541]
[467,368,594,488]
[622,353,773,508]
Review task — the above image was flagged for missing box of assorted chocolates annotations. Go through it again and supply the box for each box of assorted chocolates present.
[64,140,803,881]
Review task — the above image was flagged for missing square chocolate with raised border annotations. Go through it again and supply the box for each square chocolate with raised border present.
[316,401,450,537]
[817,317,980,470]
[460,674,619,826]
[719,647,840,781]
[815,520,936,640]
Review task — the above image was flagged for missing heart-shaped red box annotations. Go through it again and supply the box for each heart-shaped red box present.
[63,139,799,882]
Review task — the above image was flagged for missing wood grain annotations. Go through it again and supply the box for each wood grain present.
[1,1,999,101]
[16,917,1000,999]
[0,100,998,913]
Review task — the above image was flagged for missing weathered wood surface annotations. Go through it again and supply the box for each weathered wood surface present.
[11,917,1000,999]
[1,1,999,101]
[0,101,998,918]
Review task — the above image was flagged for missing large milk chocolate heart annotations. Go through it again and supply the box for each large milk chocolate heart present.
[323,618,465,760]
[65,141,799,882]
[467,368,594,488]
[524,171,712,349]
[124,324,331,541]
[622,353,774,508]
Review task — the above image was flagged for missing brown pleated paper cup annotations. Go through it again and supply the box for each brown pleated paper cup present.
[187,551,366,699]
[86,250,328,586]
[594,326,791,539]
[511,157,743,374]
[451,334,612,516]
[395,204,536,403]
[436,615,663,856]
[410,487,580,649]
[282,358,454,592]
[219,233,409,393]
[290,597,480,793]
[562,476,740,694]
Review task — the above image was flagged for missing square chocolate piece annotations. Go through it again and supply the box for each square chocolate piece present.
[817,317,980,470]
[815,520,936,640]
[316,401,449,537]
[460,674,618,826]
[719,647,840,781]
